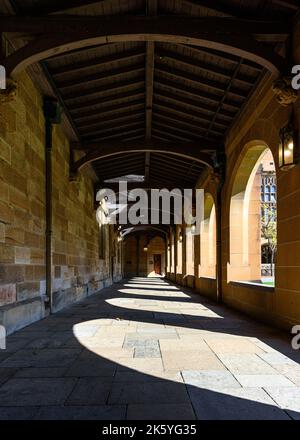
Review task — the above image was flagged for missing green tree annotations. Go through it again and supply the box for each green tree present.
[261,203,277,277]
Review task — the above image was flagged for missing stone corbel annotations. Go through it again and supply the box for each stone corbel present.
[0,78,17,104]
[272,75,298,107]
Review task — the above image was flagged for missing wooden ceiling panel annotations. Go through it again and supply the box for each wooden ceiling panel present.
[4,0,298,189]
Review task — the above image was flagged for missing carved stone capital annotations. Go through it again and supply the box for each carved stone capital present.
[272,76,298,107]
[0,78,17,104]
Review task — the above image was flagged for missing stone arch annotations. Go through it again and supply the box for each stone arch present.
[199,193,217,279]
[227,141,277,283]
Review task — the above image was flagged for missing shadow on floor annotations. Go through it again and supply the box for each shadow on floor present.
[0,277,299,420]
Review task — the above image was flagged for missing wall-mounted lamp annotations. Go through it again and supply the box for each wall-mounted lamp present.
[279,114,298,170]
[191,225,196,234]
[167,244,171,251]
[178,232,183,243]
[143,246,148,252]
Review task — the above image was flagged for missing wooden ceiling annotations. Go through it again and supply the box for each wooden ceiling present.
[1,0,298,190]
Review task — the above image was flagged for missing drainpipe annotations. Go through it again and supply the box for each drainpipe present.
[215,150,226,304]
[43,97,61,312]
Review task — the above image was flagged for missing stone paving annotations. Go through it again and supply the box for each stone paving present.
[0,277,300,420]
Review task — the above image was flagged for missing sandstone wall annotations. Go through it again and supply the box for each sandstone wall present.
[0,72,118,334]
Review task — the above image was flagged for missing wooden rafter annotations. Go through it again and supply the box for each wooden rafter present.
[16,1,102,15]
[154,90,228,128]
[82,122,145,140]
[57,64,145,90]
[1,16,288,75]
[77,112,145,132]
[79,114,144,135]
[71,100,145,121]
[153,111,225,136]
[68,89,145,112]
[155,48,255,86]
[153,101,225,136]
[155,64,247,99]
[63,77,145,101]
[71,140,217,173]
[92,128,145,143]
[51,48,145,77]
[154,77,239,113]
[144,0,158,183]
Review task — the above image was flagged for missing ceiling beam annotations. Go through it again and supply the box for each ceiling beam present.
[154,76,239,113]
[151,126,196,142]
[57,64,145,90]
[154,89,228,128]
[68,89,145,112]
[17,1,103,15]
[51,48,145,77]
[63,77,145,101]
[1,16,287,76]
[71,139,217,173]
[154,152,206,168]
[82,122,145,140]
[153,110,224,136]
[270,0,299,11]
[71,99,145,121]
[156,48,255,86]
[94,162,146,177]
[145,43,154,140]
[92,128,145,143]
[178,0,298,17]
[152,119,208,141]
[180,44,261,72]
[95,156,145,168]
[153,101,225,136]
[0,15,289,35]
[79,117,145,136]
[122,135,145,142]
[77,112,145,132]
[144,0,158,183]
[155,63,247,99]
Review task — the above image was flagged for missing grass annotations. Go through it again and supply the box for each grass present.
[262,281,275,286]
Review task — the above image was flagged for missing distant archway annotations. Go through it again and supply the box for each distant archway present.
[199,193,216,279]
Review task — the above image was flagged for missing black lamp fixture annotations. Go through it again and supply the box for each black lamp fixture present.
[279,111,298,170]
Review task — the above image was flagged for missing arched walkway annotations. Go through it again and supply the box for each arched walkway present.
[0,278,299,420]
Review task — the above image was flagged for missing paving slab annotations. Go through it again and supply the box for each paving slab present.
[0,348,82,368]
[0,378,76,406]
[188,386,291,420]
[34,405,126,420]
[205,338,264,354]
[127,403,196,420]
[0,277,298,420]
[182,370,241,389]
[0,407,40,420]
[66,378,112,405]
[264,387,300,420]
[218,353,278,375]
[162,350,226,372]
[235,374,295,388]
[108,381,190,404]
